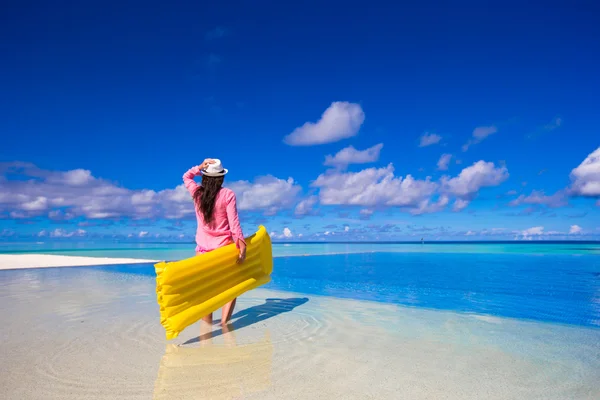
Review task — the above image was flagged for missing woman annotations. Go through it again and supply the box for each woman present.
[183,158,247,326]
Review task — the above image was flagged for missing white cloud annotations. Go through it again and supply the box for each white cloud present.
[284,101,365,146]
[462,125,497,151]
[411,195,450,215]
[452,198,470,212]
[21,196,48,211]
[49,210,76,221]
[441,160,509,200]
[569,147,600,197]
[311,160,508,214]
[437,154,452,171]
[50,228,86,238]
[324,143,383,169]
[518,226,544,239]
[48,169,94,186]
[270,228,294,240]
[313,164,438,211]
[473,126,498,140]
[344,225,350,232]
[419,133,442,147]
[139,231,149,238]
[228,176,302,212]
[294,195,318,216]
[569,225,582,234]
[509,190,567,208]
[0,163,302,221]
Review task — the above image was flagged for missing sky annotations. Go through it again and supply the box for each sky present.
[1,1,599,242]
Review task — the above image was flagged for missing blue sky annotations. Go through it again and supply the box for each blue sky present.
[1,1,599,242]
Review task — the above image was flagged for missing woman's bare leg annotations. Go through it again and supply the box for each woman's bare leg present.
[202,313,213,324]
[200,314,213,347]
[221,298,237,325]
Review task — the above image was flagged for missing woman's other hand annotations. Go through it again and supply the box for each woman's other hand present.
[236,240,247,264]
[199,159,215,170]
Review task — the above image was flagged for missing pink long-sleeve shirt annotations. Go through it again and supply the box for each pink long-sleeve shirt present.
[183,166,246,254]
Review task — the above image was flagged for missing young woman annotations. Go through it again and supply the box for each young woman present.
[183,158,247,326]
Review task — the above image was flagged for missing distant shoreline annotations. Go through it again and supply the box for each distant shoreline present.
[0,254,158,271]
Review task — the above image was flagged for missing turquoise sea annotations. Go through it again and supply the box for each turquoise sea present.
[1,240,599,260]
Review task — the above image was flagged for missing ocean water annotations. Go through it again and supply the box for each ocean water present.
[1,244,599,398]
[1,241,599,261]
[95,251,600,328]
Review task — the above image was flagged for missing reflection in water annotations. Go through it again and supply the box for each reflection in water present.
[153,298,309,400]
[153,325,273,400]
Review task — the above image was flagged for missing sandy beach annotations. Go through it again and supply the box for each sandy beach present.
[1,264,599,399]
[0,254,158,270]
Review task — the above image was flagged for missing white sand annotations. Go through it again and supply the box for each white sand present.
[0,254,158,270]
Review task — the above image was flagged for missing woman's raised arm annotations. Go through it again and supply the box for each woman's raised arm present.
[182,165,202,196]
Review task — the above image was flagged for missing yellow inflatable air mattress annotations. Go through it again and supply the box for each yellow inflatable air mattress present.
[154,225,273,340]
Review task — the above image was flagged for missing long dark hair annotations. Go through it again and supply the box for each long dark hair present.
[193,175,224,223]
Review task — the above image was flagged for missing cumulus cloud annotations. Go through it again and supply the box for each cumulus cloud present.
[569,225,582,234]
[312,164,438,212]
[270,227,294,240]
[228,176,301,213]
[452,198,470,212]
[419,133,442,147]
[294,195,318,216]
[462,125,497,151]
[311,160,508,214]
[0,162,301,221]
[49,210,76,221]
[50,228,87,238]
[324,143,383,169]
[437,154,452,171]
[569,147,600,197]
[440,160,509,204]
[509,190,567,208]
[283,102,365,146]
[517,226,545,240]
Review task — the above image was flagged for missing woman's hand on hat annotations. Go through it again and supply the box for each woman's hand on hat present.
[199,159,215,170]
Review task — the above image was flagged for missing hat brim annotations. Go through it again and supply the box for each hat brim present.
[202,168,228,177]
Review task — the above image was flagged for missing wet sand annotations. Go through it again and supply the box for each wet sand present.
[1,266,599,399]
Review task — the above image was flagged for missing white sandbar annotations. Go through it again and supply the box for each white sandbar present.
[0,254,157,270]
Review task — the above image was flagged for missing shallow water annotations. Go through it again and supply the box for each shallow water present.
[105,252,600,328]
[1,254,599,399]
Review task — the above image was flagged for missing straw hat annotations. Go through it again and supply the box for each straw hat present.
[202,159,228,177]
